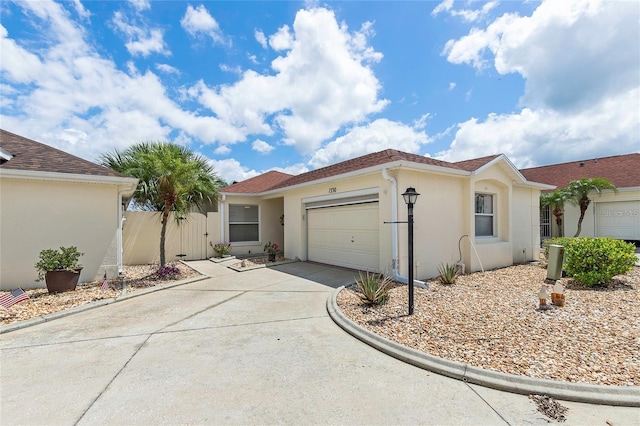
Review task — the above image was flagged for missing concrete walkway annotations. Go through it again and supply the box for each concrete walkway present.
[1,260,637,425]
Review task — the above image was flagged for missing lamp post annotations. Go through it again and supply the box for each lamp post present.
[402,187,420,315]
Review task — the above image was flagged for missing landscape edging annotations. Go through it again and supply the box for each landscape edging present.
[327,286,640,407]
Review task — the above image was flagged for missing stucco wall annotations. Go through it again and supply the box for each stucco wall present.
[219,196,284,256]
[0,177,119,290]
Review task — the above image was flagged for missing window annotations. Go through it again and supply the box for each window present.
[475,194,494,237]
[229,204,259,242]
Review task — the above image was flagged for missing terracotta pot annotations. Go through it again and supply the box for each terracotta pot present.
[45,269,82,293]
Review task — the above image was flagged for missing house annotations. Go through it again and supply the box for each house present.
[219,149,553,279]
[0,129,138,290]
[521,153,640,241]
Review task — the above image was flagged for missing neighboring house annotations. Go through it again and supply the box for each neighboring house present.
[0,129,138,290]
[521,153,640,242]
[220,149,553,279]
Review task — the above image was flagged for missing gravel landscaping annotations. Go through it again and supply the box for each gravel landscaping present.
[0,262,200,326]
[337,263,639,387]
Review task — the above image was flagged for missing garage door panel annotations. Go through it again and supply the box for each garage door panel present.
[596,201,640,240]
[307,203,379,271]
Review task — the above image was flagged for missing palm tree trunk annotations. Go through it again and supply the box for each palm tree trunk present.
[160,207,171,266]
[573,197,590,237]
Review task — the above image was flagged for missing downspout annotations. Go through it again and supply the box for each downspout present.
[117,191,125,274]
[220,194,226,244]
[381,168,428,289]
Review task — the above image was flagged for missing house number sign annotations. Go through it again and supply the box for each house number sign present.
[329,187,337,193]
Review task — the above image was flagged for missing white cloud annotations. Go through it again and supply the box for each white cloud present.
[192,7,388,154]
[0,1,244,162]
[268,24,294,50]
[272,163,309,176]
[309,119,429,168]
[431,0,497,22]
[128,0,150,12]
[111,11,169,57]
[436,87,640,168]
[448,82,456,90]
[181,4,228,46]
[255,29,267,48]
[413,113,432,130]
[431,0,453,17]
[214,145,231,155]
[72,0,91,20]
[252,139,274,154]
[438,0,640,167]
[219,63,242,74]
[208,158,260,184]
[156,63,180,74]
[247,54,259,65]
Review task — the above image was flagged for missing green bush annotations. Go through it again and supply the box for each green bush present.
[563,237,636,286]
[543,237,576,258]
[355,270,393,305]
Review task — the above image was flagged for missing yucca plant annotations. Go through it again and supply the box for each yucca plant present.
[355,270,393,305]
[437,262,459,284]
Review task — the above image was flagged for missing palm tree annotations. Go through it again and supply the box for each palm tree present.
[100,142,221,266]
[565,177,618,237]
[540,189,569,237]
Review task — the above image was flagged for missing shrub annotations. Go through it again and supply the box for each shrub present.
[563,237,636,286]
[211,242,231,257]
[154,265,181,280]
[355,270,393,305]
[543,237,576,258]
[437,262,459,284]
[35,246,84,281]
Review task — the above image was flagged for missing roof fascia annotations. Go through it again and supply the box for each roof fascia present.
[473,154,555,190]
[0,168,139,193]
[253,160,472,196]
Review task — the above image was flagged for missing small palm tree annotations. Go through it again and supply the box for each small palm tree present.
[100,142,222,265]
[540,189,569,237]
[565,178,618,237]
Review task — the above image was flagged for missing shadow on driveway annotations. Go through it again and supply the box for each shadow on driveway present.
[269,261,358,289]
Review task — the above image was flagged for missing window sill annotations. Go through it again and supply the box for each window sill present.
[230,241,261,246]
[474,236,501,244]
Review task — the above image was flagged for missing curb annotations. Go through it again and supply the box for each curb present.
[0,275,209,335]
[327,286,640,407]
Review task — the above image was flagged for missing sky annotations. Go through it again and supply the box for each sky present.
[1,0,638,184]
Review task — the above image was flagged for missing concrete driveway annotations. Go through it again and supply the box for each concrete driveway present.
[1,260,637,425]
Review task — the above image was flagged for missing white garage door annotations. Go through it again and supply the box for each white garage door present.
[307,202,380,271]
[596,201,640,240]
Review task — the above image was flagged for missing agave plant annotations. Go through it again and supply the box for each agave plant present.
[355,270,393,305]
[437,262,459,284]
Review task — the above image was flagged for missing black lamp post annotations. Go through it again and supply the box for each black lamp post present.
[402,187,420,315]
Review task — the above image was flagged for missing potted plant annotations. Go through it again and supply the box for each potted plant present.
[35,246,84,293]
[210,241,232,258]
[263,241,279,262]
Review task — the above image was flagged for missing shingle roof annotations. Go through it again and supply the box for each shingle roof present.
[520,153,640,190]
[268,149,463,191]
[0,129,123,177]
[222,170,294,194]
[454,154,501,172]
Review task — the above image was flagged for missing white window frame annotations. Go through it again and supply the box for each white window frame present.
[229,204,260,243]
[475,193,496,237]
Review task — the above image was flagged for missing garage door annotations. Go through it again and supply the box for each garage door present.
[307,202,379,271]
[596,201,640,240]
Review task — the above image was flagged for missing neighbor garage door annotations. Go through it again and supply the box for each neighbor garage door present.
[596,201,640,240]
[307,202,379,271]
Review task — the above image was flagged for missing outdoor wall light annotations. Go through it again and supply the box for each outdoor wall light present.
[402,187,420,315]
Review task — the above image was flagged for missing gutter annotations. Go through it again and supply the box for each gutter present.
[381,168,428,289]
[219,194,226,244]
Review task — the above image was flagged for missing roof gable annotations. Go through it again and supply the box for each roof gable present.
[454,154,501,172]
[0,129,123,178]
[520,153,640,189]
[268,149,463,191]
[222,170,294,194]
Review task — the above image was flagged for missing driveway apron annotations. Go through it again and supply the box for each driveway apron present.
[1,260,637,425]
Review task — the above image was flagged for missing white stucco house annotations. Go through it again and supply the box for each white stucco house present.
[0,129,138,290]
[521,153,640,242]
[219,149,553,281]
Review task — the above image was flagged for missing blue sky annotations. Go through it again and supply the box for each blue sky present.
[1,0,638,184]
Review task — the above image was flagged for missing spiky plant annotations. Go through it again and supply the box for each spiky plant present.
[355,270,393,305]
